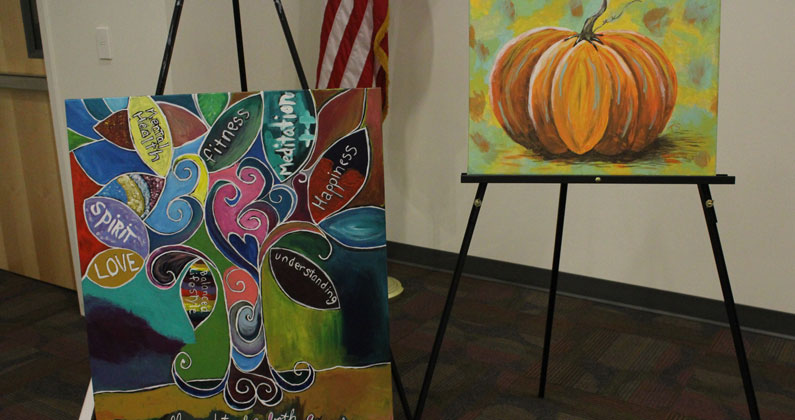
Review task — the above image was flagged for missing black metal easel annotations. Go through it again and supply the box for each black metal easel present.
[412,174,761,420]
[151,2,412,419]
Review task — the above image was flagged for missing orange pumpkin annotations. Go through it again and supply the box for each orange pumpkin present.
[490,3,677,155]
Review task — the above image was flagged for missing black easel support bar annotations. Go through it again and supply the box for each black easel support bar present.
[273,0,310,90]
[391,352,413,420]
[156,0,184,95]
[232,0,248,91]
[414,183,488,420]
[538,183,568,398]
[697,184,760,420]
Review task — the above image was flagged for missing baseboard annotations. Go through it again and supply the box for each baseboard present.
[386,241,795,338]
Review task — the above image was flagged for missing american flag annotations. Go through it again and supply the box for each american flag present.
[316,0,389,115]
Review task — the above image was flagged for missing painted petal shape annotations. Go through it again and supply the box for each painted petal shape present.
[84,197,149,257]
[68,129,95,150]
[65,99,102,141]
[86,248,144,288]
[180,260,217,329]
[318,206,386,249]
[104,96,129,112]
[269,247,340,310]
[94,110,134,149]
[72,140,154,185]
[159,102,207,147]
[262,91,317,181]
[84,98,112,120]
[200,94,264,172]
[96,173,165,218]
[197,92,229,125]
[128,96,173,176]
[308,128,370,223]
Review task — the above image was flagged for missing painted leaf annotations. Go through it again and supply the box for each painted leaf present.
[318,206,386,249]
[269,247,340,310]
[180,260,217,329]
[97,173,165,218]
[159,102,207,147]
[199,94,264,172]
[197,92,229,125]
[86,248,144,288]
[308,128,370,223]
[104,96,128,112]
[94,110,134,149]
[262,91,317,181]
[84,98,112,120]
[84,197,149,257]
[128,96,173,176]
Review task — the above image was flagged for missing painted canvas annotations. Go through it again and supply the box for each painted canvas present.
[66,88,392,420]
[469,0,721,175]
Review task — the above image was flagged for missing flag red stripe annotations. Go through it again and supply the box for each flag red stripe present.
[327,0,369,88]
[356,47,375,87]
[316,0,343,86]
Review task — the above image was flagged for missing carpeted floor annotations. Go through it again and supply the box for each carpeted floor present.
[1,263,794,419]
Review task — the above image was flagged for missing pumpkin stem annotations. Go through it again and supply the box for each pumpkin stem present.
[568,0,608,49]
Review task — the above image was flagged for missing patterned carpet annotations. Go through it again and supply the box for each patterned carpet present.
[1,263,794,419]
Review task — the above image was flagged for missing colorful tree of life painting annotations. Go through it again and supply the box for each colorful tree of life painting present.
[67,89,393,420]
[469,0,721,175]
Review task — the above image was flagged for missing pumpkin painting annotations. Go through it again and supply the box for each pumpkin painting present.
[491,0,677,155]
[470,0,721,175]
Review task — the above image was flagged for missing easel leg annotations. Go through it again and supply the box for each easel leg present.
[538,183,568,398]
[413,183,488,420]
[272,0,310,90]
[697,184,760,420]
[232,0,248,91]
[156,0,184,95]
[391,352,413,419]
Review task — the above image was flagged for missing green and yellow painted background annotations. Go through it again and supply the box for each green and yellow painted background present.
[469,0,721,175]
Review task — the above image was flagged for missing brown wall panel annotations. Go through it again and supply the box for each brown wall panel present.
[0,0,46,76]
[0,88,75,289]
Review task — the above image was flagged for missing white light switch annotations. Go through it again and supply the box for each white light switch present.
[95,26,112,60]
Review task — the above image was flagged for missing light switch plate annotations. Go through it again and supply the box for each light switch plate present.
[95,26,112,60]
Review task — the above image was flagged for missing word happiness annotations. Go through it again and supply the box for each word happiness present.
[202,108,252,164]
[131,108,169,162]
[268,92,315,178]
[311,145,358,212]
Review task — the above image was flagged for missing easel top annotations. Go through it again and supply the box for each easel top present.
[461,174,735,185]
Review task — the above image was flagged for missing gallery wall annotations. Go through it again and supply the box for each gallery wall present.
[383,0,795,315]
[41,1,794,314]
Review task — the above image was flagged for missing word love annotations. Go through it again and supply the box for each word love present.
[87,248,144,288]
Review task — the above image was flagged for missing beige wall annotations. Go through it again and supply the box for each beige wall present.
[384,0,795,314]
[41,1,794,314]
